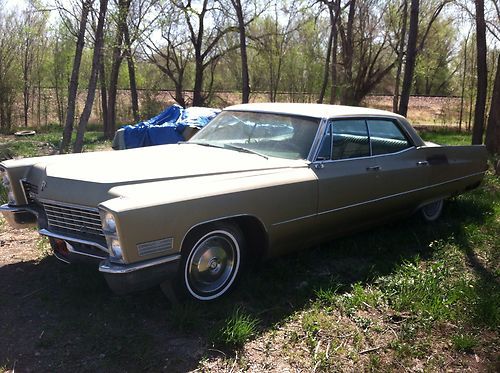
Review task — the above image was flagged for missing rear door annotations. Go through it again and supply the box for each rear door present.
[365,118,430,214]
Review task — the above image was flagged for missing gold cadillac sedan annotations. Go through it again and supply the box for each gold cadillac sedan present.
[0,103,488,301]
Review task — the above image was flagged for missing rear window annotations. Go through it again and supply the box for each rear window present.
[367,119,411,155]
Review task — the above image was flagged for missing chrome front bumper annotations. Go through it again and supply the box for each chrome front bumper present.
[2,205,181,294]
[99,255,181,294]
[0,204,37,229]
[40,227,181,294]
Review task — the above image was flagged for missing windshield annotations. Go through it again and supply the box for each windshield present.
[189,111,320,160]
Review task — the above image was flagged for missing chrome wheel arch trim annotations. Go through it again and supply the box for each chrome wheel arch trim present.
[179,214,268,256]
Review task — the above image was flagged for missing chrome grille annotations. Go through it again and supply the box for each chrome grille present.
[21,180,38,204]
[42,201,104,238]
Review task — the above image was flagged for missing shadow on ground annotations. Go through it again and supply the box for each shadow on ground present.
[0,196,494,372]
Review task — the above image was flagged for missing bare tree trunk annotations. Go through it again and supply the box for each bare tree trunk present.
[398,0,419,117]
[54,76,63,126]
[60,0,92,153]
[106,0,130,139]
[193,57,204,106]
[231,0,250,103]
[329,16,338,105]
[485,53,500,154]
[23,38,30,127]
[37,74,41,127]
[472,0,487,145]
[99,59,109,132]
[123,23,139,121]
[318,7,335,104]
[393,0,408,113]
[339,0,356,105]
[73,0,108,153]
[459,31,470,131]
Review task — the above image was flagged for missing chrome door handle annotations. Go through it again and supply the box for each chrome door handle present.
[366,165,381,171]
[417,161,429,166]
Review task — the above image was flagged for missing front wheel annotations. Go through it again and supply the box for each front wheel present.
[177,223,244,301]
[420,199,444,222]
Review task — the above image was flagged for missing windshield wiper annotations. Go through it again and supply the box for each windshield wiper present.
[181,141,225,150]
[224,144,268,159]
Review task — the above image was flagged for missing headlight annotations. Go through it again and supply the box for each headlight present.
[1,169,16,205]
[110,238,122,257]
[105,236,123,262]
[100,209,123,262]
[2,173,9,187]
[102,212,117,233]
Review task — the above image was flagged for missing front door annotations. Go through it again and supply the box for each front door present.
[312,119,382,237]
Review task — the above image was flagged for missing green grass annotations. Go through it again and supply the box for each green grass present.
[211,308,259,347]
[452,333,478,353]
[0,124,110,159]
[0,127,498,371]
[418,127,474,146]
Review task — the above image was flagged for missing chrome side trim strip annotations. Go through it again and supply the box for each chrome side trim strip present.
[99,254,181,274]
[272,213,316,226]
[39,228,108,252]
[272,171,485,226]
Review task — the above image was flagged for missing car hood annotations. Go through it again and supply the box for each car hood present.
[25,144,307,207]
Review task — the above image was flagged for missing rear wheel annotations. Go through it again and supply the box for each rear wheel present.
[420,199,444,222]
[177,223,244,301]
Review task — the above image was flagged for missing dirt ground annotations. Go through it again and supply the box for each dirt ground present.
[0,222,203,372]
[1,217,498,372]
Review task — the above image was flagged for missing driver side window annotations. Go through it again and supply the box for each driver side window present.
[317,119,370,160]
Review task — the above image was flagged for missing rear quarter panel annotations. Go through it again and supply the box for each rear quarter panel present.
[417,144,488,203]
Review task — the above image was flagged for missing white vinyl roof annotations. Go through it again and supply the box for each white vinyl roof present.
[225,103,404,120]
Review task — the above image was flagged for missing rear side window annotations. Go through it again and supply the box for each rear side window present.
[367,119,411,155]
[317,119,370,160]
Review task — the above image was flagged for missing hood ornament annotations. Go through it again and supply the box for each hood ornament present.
[40,180,47,191]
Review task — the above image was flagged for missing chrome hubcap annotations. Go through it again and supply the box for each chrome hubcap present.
[423,200,442,218]
[188,235,236,295]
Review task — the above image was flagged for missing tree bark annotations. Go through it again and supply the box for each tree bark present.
[23,36,31,127]
[398,0,419,117]
[458,31,470,131]
[472,0,488,145]
[124,23,140,121]
[393,0,408,113]
[99,59,109,133]
[73,0,108,153]
[329,11,339,105]
[60,0,92,153]
[485,53,500,154]
[106,0,130,140]
[318,6,335,104]
[339,0,356,105]
[231,0,250,103]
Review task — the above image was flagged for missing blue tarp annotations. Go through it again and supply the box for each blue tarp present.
[122,105,220,149]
